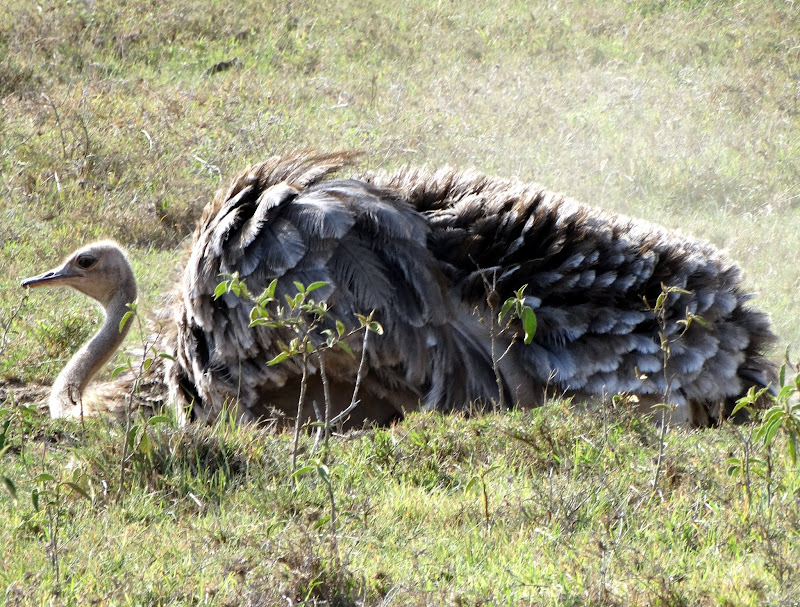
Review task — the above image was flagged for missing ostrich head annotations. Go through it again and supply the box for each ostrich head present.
[21,241,137,306]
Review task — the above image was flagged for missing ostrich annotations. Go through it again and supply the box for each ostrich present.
[22,152,777,427]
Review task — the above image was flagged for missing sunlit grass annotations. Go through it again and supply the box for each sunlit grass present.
[1,407,799,605]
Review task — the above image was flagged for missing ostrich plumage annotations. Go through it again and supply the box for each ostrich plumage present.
[22,152,777,427]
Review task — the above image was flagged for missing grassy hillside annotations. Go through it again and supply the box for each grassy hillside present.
[1,0,800,604]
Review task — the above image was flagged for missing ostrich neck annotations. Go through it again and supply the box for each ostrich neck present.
[49,278,137,416]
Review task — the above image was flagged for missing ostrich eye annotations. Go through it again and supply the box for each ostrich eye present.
[76,255,97,269]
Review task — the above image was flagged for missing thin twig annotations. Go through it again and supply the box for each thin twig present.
[649,287,678,497]
[318,351,333,459]
[311,400,323,454]
[291,352,309,476]
[332,321,372,433]
[475,266,504,412]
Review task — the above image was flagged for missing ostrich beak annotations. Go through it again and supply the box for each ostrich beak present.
[21,264,79,289]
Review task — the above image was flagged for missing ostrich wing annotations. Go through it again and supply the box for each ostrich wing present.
[170,155,501,423]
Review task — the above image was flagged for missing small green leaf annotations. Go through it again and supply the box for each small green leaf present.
[213,281,229,300]
[138,431,151,455]
[338,341,354,357]
[34,473,56,484]
[292,465,316,479]
[317,464,330,483]
[2,476,17,501]
[368,321,383,335]
[119,310,134,333]
[149,415,171,426]
[267,351,291,366]
[336,320,346,337]
[31,487,40,511]
[465,476,479,493]
[158,352,175,361]
[725,457,742,477]
[764,417,784,446]
[731,396,754,417]
[0,419,10,450]
[498,299,515,322]
[62,481,91,502]
[306,281,328,293]
[521,306,537,344]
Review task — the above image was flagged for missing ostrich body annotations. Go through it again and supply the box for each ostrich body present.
[22,153,777,427]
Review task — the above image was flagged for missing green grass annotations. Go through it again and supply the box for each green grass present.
[2,0,800,604]
[2,406,799,606]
